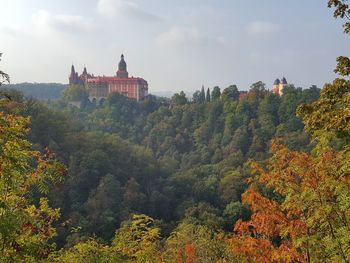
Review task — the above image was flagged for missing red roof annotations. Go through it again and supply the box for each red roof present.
[87,76,148,85]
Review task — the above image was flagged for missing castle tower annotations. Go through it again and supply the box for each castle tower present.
[116,54,129,78]
[272,77,288,96]
[69,65,79,85]
[272,78,280,95]
[82,66,88,76]
[279,77,288,96]
[80,66,89,84]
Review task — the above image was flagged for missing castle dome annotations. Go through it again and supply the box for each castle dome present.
[274,78,280,85]
[116,54,129,78]
[281,77,287,85]
[118,54,127,72]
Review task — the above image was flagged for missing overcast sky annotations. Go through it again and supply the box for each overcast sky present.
[0,0,349,94]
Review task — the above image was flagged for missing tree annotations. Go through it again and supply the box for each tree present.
[297,78,350,144]
[249,81,267,97]
[228,6,350,255]
[171,91,188,105]
[83,174,122,240]
[230,125,250,154]
[62,84,88,102]
[335,56,350,76]
[229,78,350,262]
[222,85,239,101]
[51,239,126,263]
[192,90,201,103]
[161,223,236,263]
[112,214,161,262]
[223,201,249,230]
[230,141,350,262]
[206,88,211,102]
[211,86,221,100]
[0,112,66,261]
[328,1,350,78]
[328,0,350,33]
[199,86,206,103]
[123,178,147,212]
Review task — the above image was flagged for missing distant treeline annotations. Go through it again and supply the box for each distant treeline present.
[3,82,66,100]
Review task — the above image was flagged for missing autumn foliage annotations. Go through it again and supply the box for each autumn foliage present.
[229,77,350,262]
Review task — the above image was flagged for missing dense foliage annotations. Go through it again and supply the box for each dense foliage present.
[0,1,348,262]
[0,111,66,262]
[24,83,317,245]
[229,79,350,263]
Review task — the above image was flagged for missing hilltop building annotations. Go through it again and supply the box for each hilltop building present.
[69,65,93,86]
[239,91,248,99]
[69,54,148,102]
[272,77,288,96]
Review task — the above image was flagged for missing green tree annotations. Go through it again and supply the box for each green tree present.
[83,174,122,240]
[249,81,266,95]
[297,78,350,145]
[199,86,206,103]
[206,88,211,102]
[123,178,147,212]
[171,91,188,105]
[184,203,225,231]
[222,85,239,101]
[62,84,88,102]
[192,90,201,103]
[230,125,250,154]
[211,86,221,100]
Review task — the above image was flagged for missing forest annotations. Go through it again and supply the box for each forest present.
[3,82,66,100]
[0,1,349,262]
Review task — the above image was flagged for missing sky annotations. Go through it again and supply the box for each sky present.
[0,0,349,95]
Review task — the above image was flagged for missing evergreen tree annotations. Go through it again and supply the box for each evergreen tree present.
[199,86,206,103]
[206,88,211,102]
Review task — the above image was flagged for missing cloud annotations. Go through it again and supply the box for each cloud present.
[32,10,93,34]
[247,21,280,37]
[248,49,300,66]
[155,26,225,47]
[97,0,161,22]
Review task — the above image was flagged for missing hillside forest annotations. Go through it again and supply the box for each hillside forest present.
[0,1,349,262]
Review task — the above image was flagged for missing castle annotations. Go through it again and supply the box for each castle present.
[69,54,148,102]
[272,77,288,96]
